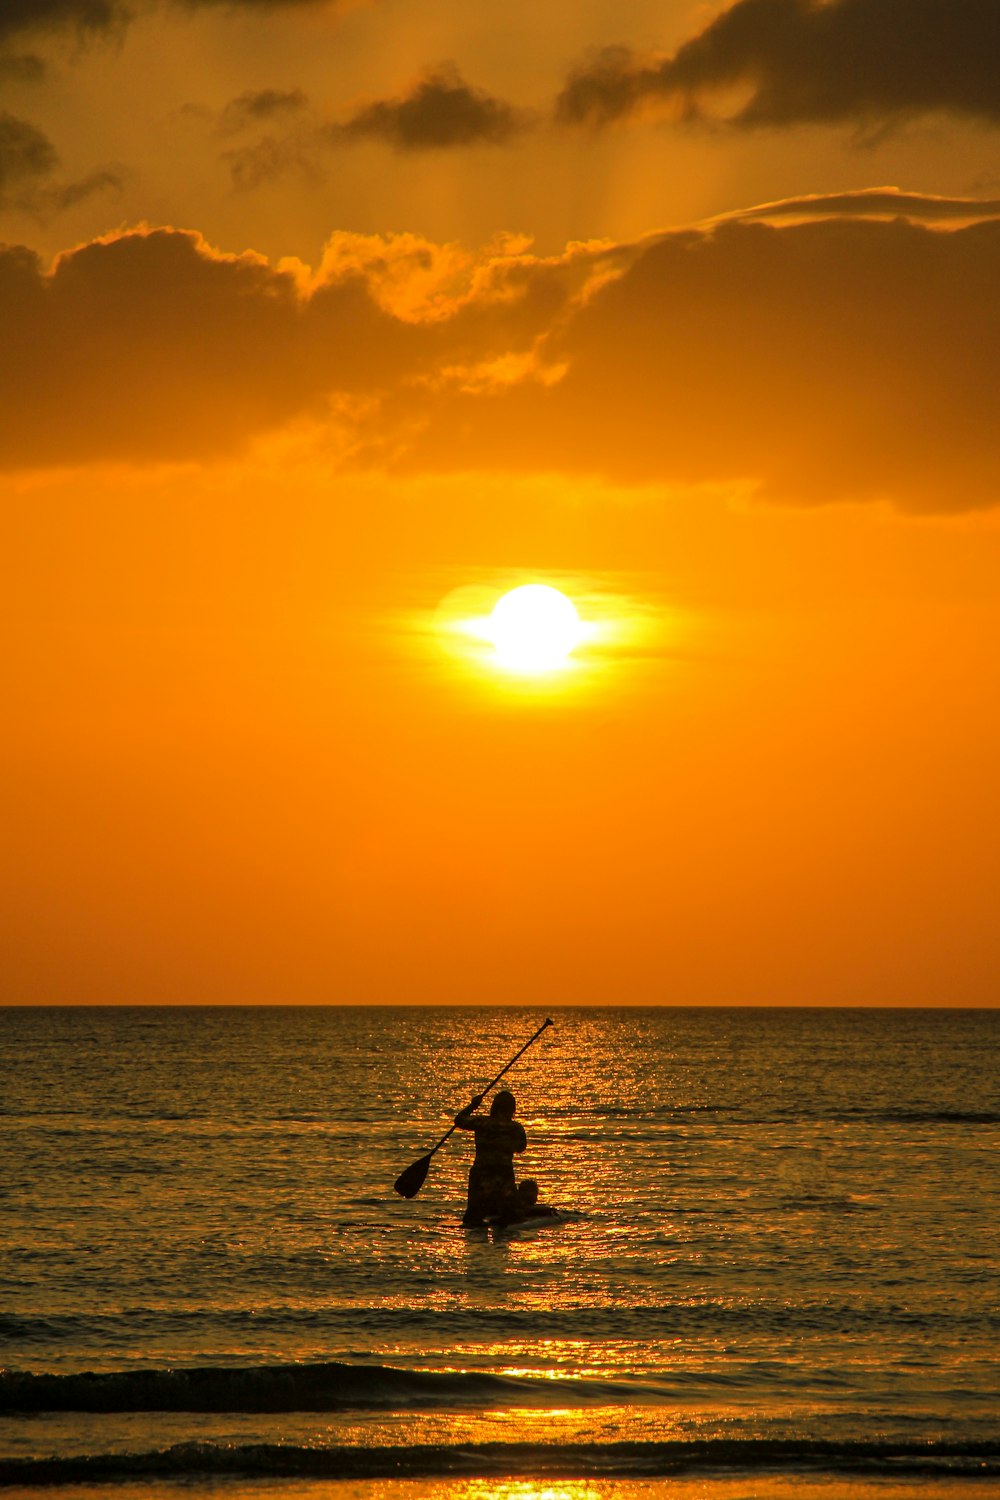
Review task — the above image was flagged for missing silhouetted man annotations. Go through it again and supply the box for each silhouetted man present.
[454,1089,526,1226]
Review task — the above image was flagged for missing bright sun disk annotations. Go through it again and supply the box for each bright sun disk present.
[487,584,582,671]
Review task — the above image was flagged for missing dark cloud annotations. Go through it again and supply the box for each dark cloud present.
[0,0,125,46]
[3,202,1000,513]
[337,64,523,150]
[0,0,340,47]
[557,0,1000,131]
[556,46,653,129]
[218,68,523,189]
[176,0,333,7]
[218,87,308,135]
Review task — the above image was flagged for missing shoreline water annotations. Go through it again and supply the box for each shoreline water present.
[3,1436,1000,1492]
[3,1007,997,1497]
[2,1483,999,1500]
[3,1470,1000,1500]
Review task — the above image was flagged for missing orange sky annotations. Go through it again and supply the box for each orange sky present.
[2,0,999,1004]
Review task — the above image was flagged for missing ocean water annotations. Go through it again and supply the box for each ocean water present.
[1,1005,998,1498]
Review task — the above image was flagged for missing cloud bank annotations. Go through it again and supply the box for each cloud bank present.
[557,0,1000,131]
[0,226,426,465]
[3,198,1000,511]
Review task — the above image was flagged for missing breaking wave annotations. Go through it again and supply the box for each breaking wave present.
[1,1438,998,1485]
[0,1361,643,1414]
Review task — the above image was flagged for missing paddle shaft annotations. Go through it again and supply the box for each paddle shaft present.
[422,1016,554,1162]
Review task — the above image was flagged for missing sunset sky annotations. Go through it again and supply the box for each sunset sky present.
[3,0,999,1005]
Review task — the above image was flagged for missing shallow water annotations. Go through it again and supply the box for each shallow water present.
[1,1006,998,1489]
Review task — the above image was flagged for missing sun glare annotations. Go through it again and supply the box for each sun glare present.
[487,585,583,672]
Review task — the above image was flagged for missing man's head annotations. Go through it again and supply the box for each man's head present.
[490,1090,516,1119]
[517,1178,539,1207]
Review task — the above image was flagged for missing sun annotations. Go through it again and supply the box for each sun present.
[486,584,583,672]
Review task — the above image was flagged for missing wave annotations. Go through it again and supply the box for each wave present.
[765,1107,1000,1125]
[1,1438,998,1485]
[857,1109,1000,1124]
[583,1105,1000,1125]
[0,1361,644,1414]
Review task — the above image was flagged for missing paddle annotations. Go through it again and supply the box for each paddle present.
[393,1017,554,1199]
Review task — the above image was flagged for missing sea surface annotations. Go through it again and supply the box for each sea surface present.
[1,1005,998,1499]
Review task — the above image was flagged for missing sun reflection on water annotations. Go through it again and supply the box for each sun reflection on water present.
[440,1486,609,1500]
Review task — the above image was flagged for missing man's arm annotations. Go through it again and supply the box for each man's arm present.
[454,1093,484,1129]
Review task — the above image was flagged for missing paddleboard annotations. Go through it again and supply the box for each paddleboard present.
[481,1209,567,1234]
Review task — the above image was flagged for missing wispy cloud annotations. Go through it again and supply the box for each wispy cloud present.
[0,52,46,82]
[716,186,1000,223]
[210,65,528,190]
[0,108,122,214]
[222,131,322,190]
[217,87,308,136]
[0,111,57,195]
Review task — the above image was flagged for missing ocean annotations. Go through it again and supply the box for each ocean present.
[1,1005,998,1500]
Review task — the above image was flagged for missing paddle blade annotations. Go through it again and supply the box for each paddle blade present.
[394,1152,432,1199]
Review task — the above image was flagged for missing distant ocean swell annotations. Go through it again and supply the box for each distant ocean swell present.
[593,1106,1000,1124]
[7,1301,995,1346]
[6,1104,999,1125]
[2,1438,999,1486]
